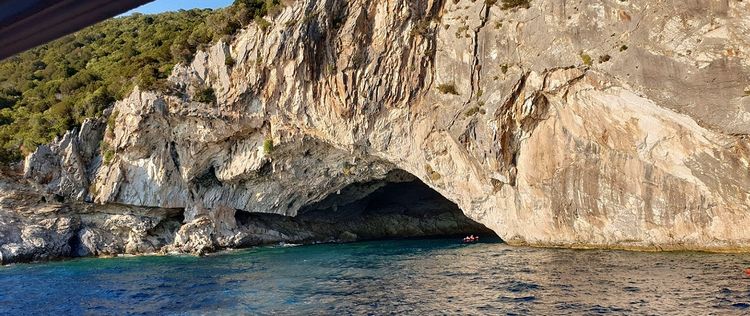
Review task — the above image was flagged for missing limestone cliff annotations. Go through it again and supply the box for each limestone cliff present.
[5,0,750,263]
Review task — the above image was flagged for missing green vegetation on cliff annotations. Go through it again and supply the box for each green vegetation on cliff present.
[0,0,280,163]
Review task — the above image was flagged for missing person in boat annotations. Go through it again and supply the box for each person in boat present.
[463,235,479,243]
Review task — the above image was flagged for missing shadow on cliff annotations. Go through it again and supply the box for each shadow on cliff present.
[232,170,499,246]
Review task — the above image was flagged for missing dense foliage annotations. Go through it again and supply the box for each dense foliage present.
[0,0,280,163]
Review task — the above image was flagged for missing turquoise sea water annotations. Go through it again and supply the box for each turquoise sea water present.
[1,238,749,315]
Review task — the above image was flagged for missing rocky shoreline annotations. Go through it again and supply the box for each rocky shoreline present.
[0,172,493,264]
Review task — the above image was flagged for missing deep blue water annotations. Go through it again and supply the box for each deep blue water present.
[1,238,750,315]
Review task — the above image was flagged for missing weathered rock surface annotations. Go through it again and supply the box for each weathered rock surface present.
[0,174,184,264]
[9,0,750,262]
[24,118,105,201]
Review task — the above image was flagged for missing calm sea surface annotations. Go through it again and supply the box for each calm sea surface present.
[1,238,749,315]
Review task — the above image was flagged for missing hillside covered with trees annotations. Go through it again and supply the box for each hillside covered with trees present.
[0,0,280,164]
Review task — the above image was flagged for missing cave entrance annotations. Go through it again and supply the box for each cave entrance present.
[234,170,498,245]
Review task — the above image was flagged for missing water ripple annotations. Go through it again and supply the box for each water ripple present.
[1,239,750,314]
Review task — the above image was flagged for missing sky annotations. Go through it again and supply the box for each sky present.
[124,0,233,15]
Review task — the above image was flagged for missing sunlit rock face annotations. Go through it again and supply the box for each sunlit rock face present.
[16,0,750,260]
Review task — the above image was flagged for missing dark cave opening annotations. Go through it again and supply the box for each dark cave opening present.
[234,170,498,246]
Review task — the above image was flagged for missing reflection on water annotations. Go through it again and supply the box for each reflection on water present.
[1,239,749,314]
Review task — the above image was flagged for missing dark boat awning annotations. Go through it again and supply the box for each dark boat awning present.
[0,0,153,60]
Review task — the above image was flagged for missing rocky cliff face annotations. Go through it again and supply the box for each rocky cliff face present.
[7,0,750,263]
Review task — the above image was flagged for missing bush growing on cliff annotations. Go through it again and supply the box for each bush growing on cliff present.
[106,110,119,137]
[225,56,236,67]
[464,106,480,117]
[580,52,593,66]
[263,138,274,155]
[437,83,459,95]
[100,141,115,165]
[194,87,217,104]
[500,0,531,10]
[411,19,433,38]
[0,0,281,164]
[254,16,272,31]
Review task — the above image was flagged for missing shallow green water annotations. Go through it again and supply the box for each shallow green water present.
[1,238,749,315]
